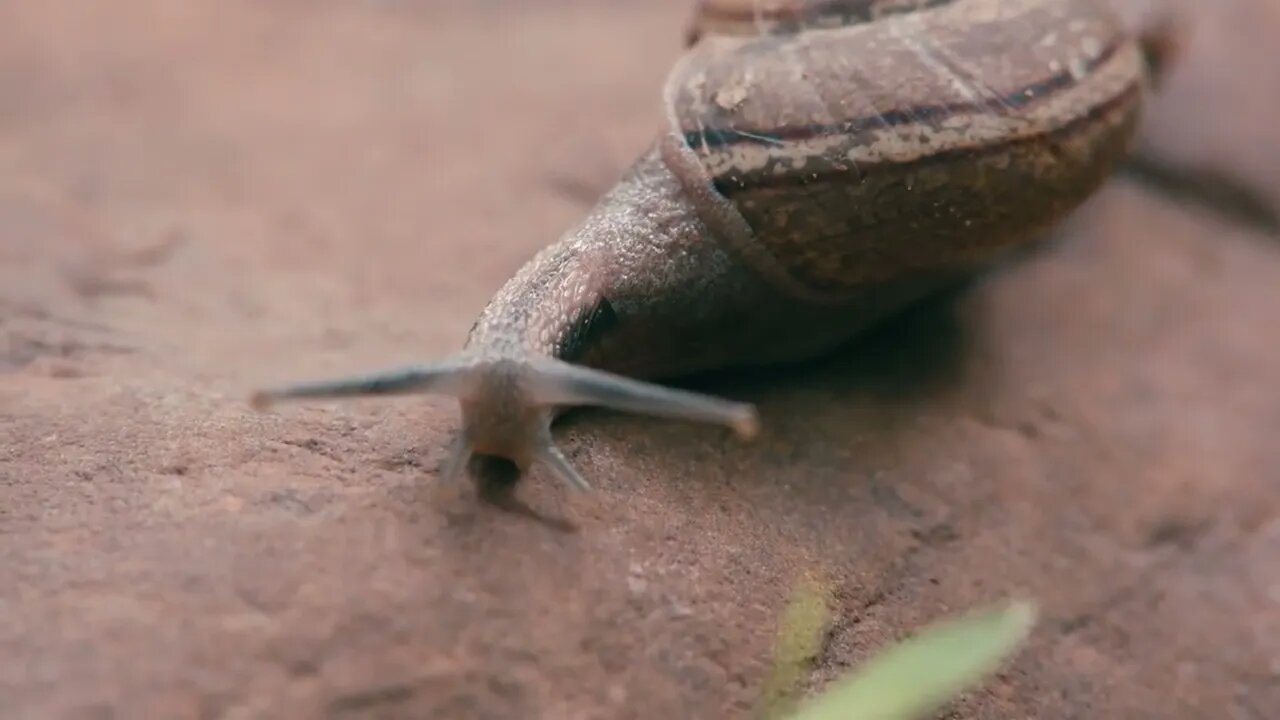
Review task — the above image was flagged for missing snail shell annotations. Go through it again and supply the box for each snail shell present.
[253,0,1162,491]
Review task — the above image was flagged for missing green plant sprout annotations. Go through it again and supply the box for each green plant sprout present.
[783,597,1037,720]
[758,574,835,720]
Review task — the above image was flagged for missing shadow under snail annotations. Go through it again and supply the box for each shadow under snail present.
[251,0,1182,491]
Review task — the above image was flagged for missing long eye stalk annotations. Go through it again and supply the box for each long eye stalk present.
[250,354,759,491]
[249,361,474,410]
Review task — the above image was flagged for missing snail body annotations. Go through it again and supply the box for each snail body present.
[253,0,1177,491]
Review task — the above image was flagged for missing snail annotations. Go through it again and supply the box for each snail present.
[251,0,1178,491]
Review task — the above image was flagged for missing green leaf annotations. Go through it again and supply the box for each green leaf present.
[787,599,1037,720]
[758,574,834,720]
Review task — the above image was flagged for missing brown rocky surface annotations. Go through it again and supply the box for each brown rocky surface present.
[1,1,1277,718]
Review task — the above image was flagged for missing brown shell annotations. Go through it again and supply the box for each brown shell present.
[669,0,1148,301]
[685,0,954,45]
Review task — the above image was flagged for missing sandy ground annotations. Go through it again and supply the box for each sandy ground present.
[2,1,1278,718]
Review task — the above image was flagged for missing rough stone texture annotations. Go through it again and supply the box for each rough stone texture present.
[1,1,1277,718]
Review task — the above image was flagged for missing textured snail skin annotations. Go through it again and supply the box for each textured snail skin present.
[251,0,1179,492]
